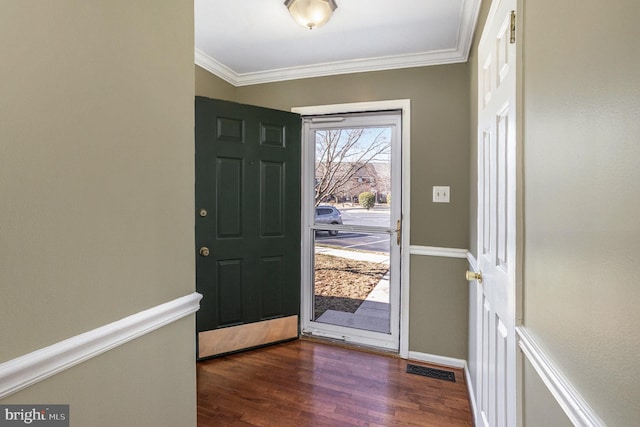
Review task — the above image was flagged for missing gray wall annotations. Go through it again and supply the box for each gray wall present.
[469,0,640,425]
[196,65,471,359]
[0,1,197,425]
[521,0,640,425]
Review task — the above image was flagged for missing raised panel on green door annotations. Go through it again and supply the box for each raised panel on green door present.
[260,161,284,237]
[260,256,284,319]
[217,259,243,326]
[216,157,243,238]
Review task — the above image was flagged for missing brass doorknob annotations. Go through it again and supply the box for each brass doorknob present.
[199,247,210,257]
[466,270,482,283]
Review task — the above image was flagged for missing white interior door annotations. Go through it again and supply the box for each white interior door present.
[475,0,519,426]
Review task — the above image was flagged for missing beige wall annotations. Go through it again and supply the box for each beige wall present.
[409,256,469,359]
[3,317,197,426]
[469,0,640,425]
[521,0,640,425]
[522,359,573,427]
[196,65,236,101]
[0,1,196,425]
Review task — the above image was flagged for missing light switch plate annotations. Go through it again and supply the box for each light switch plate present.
[433,186,450,203]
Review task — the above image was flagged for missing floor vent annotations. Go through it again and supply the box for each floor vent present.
[406,364,456,382]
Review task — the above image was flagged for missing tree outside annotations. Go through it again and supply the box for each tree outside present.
[314,128,391,206]
[358,192,376,210]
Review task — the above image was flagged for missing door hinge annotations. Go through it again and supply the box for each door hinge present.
[510,11,516,44]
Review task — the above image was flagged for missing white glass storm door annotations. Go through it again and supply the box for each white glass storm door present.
[300,111,402,351]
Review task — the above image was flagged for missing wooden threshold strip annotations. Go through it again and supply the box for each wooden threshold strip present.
[198,315,298,359]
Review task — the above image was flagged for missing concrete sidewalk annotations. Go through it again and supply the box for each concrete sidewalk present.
[315,246,389,264]
[314,246,390,333]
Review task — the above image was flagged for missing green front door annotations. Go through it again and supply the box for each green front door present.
[195,97,301,359]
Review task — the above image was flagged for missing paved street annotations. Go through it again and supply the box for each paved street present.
[315,205,391,253]
[316,231,390,253]
[340,206,391,228]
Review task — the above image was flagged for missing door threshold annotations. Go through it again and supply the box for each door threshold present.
[300,334,400,358]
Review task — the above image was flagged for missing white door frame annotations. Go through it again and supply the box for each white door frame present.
[293,100,411,357]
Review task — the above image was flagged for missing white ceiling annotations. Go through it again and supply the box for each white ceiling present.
[195,0,481,87]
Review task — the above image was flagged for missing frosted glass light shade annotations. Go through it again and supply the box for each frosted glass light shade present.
[284,0,338,30]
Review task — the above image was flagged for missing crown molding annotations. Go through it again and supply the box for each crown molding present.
[457,0,482,62]
[194,49,239,86]
[195,0,482,87]
[196,48,466,87]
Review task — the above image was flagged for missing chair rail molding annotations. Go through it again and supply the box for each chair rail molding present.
[0,292,202,399]
[409,245,469,259]
[466,251,479,272]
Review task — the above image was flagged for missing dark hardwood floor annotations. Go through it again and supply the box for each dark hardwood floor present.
[197,339,473,426]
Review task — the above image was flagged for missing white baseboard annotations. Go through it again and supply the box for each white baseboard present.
[465,363,480,426]
[409,351,477,421]
[516,327,605,427]
[407,351,466,369]
[0,292,202,399]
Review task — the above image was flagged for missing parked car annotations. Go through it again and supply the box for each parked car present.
[315,206,343,236]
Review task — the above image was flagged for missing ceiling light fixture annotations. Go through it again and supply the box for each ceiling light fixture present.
[284,0,338,30]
